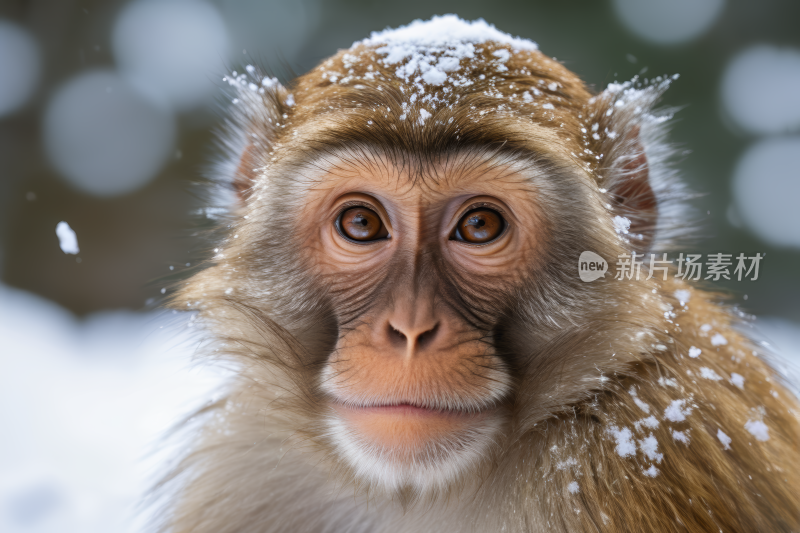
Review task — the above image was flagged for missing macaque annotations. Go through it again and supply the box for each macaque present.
[160,16,800,533]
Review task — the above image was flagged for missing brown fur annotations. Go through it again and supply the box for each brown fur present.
[158,32,800,532]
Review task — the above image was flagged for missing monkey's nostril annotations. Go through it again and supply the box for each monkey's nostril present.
[416,323,439,349]
[388,324,407,346]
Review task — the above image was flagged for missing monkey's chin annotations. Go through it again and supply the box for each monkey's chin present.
[326,404,502,494]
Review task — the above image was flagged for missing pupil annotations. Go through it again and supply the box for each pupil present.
[358,216,368,226]
[476,219,485,227]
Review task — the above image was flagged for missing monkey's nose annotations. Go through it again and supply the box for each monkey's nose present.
[386,320,441,355]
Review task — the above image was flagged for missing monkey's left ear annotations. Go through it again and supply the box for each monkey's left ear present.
[606,125,658,252]
[219,71,293,204]
[587,78,680,253]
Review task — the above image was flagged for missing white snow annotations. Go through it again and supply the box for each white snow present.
[664,399,692,422]
[0,283,227,533]
[418,108,432,125]
[730,373,745,389]
[360,15,537,86]
[699,367,723,381]
[674,289,691,306]
[613,215,631,235]
[634,416,659,431]
[717,429,732,450]
[607,426,636,457]
[638,435,663,463]
[671,429,690,445]
[658,376,678,388]
[643,465,659,477]
[711,333,728,346]
[56,221,80,255]
[567,481,579,494]
[700,324,712,333]
[629,386,650,413]
[688,346,701,358]
[744,419,770,441]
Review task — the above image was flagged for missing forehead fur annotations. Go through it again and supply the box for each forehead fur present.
[278,19,592,167]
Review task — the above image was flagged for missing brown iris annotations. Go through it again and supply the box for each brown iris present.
[454,208,505,244]
[338,206,388,242]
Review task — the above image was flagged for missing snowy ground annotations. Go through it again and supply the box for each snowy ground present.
[0,283,797,533]
[0,284,228,533]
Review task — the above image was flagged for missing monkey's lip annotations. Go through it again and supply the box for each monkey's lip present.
[330,401,488,450]
[338,402,474,418]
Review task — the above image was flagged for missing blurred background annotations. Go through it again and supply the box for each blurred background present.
[0,0,798,531]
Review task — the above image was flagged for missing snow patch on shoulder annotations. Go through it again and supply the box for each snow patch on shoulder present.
[674,289,691,306]
[699,367,723,381]
[744,419,770,441]
[671,429,690,445]
[711,333,728,346]
[717,429,732,450]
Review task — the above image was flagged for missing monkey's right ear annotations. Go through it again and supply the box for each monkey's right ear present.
[221,71,292,203]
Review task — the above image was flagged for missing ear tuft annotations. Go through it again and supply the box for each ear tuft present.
[216,68,292,204]
[583,75,689,253]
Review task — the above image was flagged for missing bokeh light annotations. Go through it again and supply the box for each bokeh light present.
[732,136,800,248]
[43,70,175,197]
[112,0,230,110]
[612,0,725,45]
[0,20,41,118]
[721,45,800,136]
[218,0,319,66]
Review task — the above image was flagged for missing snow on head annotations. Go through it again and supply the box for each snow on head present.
[638,434,663,463]
[634,416,659,431]
[664,399,693,422]
[359,15,537,86]
[629,386,650,413]
[56,221,79,254]
[688,346,701,358]
[730,372,745,389]
[607,426,636,457]
[567,481,579,494]
[744,419,770,441]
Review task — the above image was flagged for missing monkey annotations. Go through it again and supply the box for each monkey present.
[158,15,800,533]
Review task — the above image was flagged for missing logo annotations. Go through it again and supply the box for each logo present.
[579,251,608,282]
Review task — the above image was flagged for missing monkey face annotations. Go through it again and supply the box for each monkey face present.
[288,152,546,492]
[187,36,655,499]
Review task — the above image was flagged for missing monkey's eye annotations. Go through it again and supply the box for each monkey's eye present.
[452,208,506,244]
[336,206,389,243]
